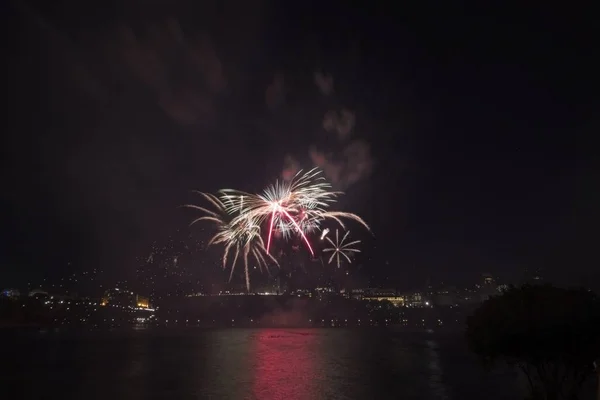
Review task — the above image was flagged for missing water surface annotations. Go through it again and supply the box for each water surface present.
[4,328,521,399]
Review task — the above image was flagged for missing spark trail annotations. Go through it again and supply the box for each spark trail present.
[182,191,278,292]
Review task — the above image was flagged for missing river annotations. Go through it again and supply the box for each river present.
[3,328,523,399]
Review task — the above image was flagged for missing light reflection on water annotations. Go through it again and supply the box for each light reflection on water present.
[3,329,520,400]
[251,330,320,399]
[425,339,450,400]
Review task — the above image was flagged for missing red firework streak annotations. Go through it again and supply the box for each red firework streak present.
[265,205,314,256]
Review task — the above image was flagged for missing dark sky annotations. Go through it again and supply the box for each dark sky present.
[1,1,597,289]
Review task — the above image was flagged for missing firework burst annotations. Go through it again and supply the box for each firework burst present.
[323,229,361,269]
[226,168,370,255]
[182,191,278,291]
[183,168,370,290]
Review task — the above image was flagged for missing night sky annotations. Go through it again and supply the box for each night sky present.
[1,1,596,289]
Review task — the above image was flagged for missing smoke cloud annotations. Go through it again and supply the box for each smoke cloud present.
[309,140,373,189]
[280,72,373,189]
[118,20,226,126]
[322,108,356,141]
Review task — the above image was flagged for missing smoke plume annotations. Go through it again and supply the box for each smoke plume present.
[280,72,373,189]
[118,20,226,126]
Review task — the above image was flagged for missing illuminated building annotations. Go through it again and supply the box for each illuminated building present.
[101,288,153,309]
[136,295,151,309]
[362,296,405,307]
[482,273,495,285]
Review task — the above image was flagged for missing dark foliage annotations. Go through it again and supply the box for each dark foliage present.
[466,284,600,399]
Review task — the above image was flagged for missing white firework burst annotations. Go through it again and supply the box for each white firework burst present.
[323,229,361,269]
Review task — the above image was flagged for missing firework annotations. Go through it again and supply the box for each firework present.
[323,229,361,269]
[228,168,370,255]
[182,191,278,291]
[182,168,370,290]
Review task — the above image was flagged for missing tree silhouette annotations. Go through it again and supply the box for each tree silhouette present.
[466,285,600,400]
